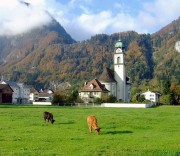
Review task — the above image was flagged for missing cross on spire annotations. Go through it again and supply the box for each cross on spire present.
[118,32,121,41]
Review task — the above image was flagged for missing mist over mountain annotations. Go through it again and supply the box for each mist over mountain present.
[0,19,75,64]
[0,7,179,89]
[0,1,75,65]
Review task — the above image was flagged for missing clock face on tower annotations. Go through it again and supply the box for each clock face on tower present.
[116,48,122,53]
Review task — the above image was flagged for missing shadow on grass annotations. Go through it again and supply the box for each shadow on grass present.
[58,121,75,124]
[104,130,133,135]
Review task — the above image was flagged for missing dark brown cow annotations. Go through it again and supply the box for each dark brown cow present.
[87,115,101,134]
[44,111,55,124]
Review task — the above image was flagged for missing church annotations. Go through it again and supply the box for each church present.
[79,40,131,103]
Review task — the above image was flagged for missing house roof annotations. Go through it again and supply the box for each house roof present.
[30,87,39,93]
[39,92,52,97]
[98,68,116,83]
[0,84,14,92]
[17,83,29,89]
[81,79,109,92]
[1,81,19,88]
[44,89,54,94]
[141,90,161,95]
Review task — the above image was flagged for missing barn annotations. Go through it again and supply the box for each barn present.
[0,84,13,104]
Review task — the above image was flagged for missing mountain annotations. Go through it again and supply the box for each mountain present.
[152,17,180,82]
[0,19,75,65]
[0,16,179,89]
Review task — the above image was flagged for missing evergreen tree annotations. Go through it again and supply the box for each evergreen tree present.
[162,80,171,95]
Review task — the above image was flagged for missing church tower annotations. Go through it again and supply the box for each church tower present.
[114,39,126,102]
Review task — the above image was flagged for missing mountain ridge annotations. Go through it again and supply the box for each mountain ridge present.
[0,16,180,89]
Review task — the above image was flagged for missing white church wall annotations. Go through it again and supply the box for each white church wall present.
[101,82,116,97]
[101,103,155,108]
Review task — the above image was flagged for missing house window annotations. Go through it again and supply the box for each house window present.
[89,84,94,89]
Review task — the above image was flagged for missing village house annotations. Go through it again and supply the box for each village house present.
[29,87,39,103]
[79,79,109,103]
[0,81,30,104]
[0,84,13,104]
[141,90,161,105]
[37,89,54,102]
[32,89,54,105]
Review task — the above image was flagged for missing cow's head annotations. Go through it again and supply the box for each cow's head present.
[95,128,101,134]
[51,119,55,124]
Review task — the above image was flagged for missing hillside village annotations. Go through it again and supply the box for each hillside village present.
[0,39,167,106]
[1,1,180,156]
[0,15,179,106]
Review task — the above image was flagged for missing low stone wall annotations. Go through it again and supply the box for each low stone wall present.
[33,102,52,105]
[101,103,155,108]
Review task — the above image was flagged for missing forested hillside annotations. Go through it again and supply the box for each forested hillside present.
[0,19,75,65]
[0,17,179,93]
[152,17,180,82]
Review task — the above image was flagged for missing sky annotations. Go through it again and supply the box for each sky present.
[0,0,180,41]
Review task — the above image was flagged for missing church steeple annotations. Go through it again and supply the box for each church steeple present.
[114,39,124,53]
[114,39,126,102]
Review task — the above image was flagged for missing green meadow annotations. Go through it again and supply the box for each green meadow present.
[0,105,180,156]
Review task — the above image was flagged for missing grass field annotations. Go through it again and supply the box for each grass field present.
[0,105,180,156]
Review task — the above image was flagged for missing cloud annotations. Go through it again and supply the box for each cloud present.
[135,0,180,33]
[0,0,52,36]
[67,0,180,40]
[47,0,179,41]
[0,0,179,40]
[65,11,112,41]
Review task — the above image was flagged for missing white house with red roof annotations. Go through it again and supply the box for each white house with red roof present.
[79,79,109,103]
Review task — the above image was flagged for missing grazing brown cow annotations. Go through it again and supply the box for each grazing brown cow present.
[87,115,101,134]
[44,111,55,124]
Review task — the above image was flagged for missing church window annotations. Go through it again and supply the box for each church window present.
[117,57,120,64]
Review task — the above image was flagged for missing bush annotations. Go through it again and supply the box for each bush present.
[102,95,117,103]
[160,94,174,105]
[107,95,117,103]
[138,95,145,103]
[93,98,102,104]
[66,90,79,104]
[52,94,65,106]
[75,96,84,103]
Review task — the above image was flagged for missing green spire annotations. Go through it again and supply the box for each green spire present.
[115,39,123,48]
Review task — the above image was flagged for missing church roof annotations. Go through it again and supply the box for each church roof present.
[115,39,124,48]
[98,68,116,83]
[81,79,109,92]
